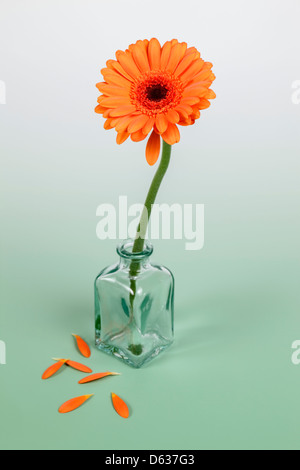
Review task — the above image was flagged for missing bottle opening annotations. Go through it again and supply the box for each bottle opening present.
[117,239,153,260]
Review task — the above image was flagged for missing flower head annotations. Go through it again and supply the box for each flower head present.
[95,38,216,165]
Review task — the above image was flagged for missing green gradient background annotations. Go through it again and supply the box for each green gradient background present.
[1,0,300,450]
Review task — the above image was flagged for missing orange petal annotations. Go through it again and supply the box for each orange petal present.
[66,360,92,373]
[111,393,129,419]
[97,95,106,105]
[185,46,200,56]
[175,105,190,120]
[160,41,172,69]
[178,103,193,115]
[180,59,205,84]
[199,98,211,109]
[115,114,136,132]
[203,61,213,69]
[162,123,180,145]
[127,114,149,134]
[182,85,208,99]
[107,59,134,83]
[110,117,121,128]
[130,129,147,142]
[166,42,187,73]
[155,114,168,134]
[115,50,141,80]
[186,78,215,90]
[52,358,93,373]
[185,47,201,59]
[146,130,161,166]
[189,69,215,83]
[142,39,149,52]
[42,359,67,380]
[142,116,155,135]
[204,89,216,99]
[166,109,180,124]
[174,52,198,77]
[95,105,106,115]
[148,38,161,70]
[190,64,214,83]
[103,109,111,118]
[116,130,130,144]
[104,118,114,130]
[78,372,120,384]
[100,96,131,108]
[101,68,132,87]
[59,394,94,414]
[190,108,200,121]
[72,334,91,358]
[179,117,194,126]
[109,105,137,117]
[96,83,129,97]
[181,96,201,106]
[130,41,150,73]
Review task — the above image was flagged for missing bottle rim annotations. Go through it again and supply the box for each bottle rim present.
[117,239,153,260]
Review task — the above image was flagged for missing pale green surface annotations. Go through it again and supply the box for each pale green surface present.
[1,0,300,450]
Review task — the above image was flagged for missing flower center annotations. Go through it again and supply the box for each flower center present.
[145,84,169,102]
[130,71,183,116]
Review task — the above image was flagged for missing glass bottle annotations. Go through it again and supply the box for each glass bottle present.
[94,239,174,368]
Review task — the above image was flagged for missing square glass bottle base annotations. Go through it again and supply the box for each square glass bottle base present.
[95,329,173,368]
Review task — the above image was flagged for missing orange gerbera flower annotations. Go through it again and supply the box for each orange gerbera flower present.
[95,38,216,166]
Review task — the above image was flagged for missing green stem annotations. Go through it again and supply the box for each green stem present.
[132,141,172,255]
[129,141,172,309]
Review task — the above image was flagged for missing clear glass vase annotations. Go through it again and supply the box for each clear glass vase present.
[94,239,174,368]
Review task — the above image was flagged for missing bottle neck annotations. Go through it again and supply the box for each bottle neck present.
[117,239,153,270]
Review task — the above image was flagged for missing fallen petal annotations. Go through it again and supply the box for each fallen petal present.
[66,360,93,373]
[42,359,67,380]
[53,358,93,374]
[72,334,91,358]
[111,393,129,419]
[78,372,120,384]
[58,394,94,414]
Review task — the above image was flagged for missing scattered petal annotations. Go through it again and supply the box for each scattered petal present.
[66,360,92,373]
[58,394,94,414]
[72,334,91,358]
[78,372,120,384]
[42,359,67,380]
[111,393,129,419]
[52,358,93,374]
